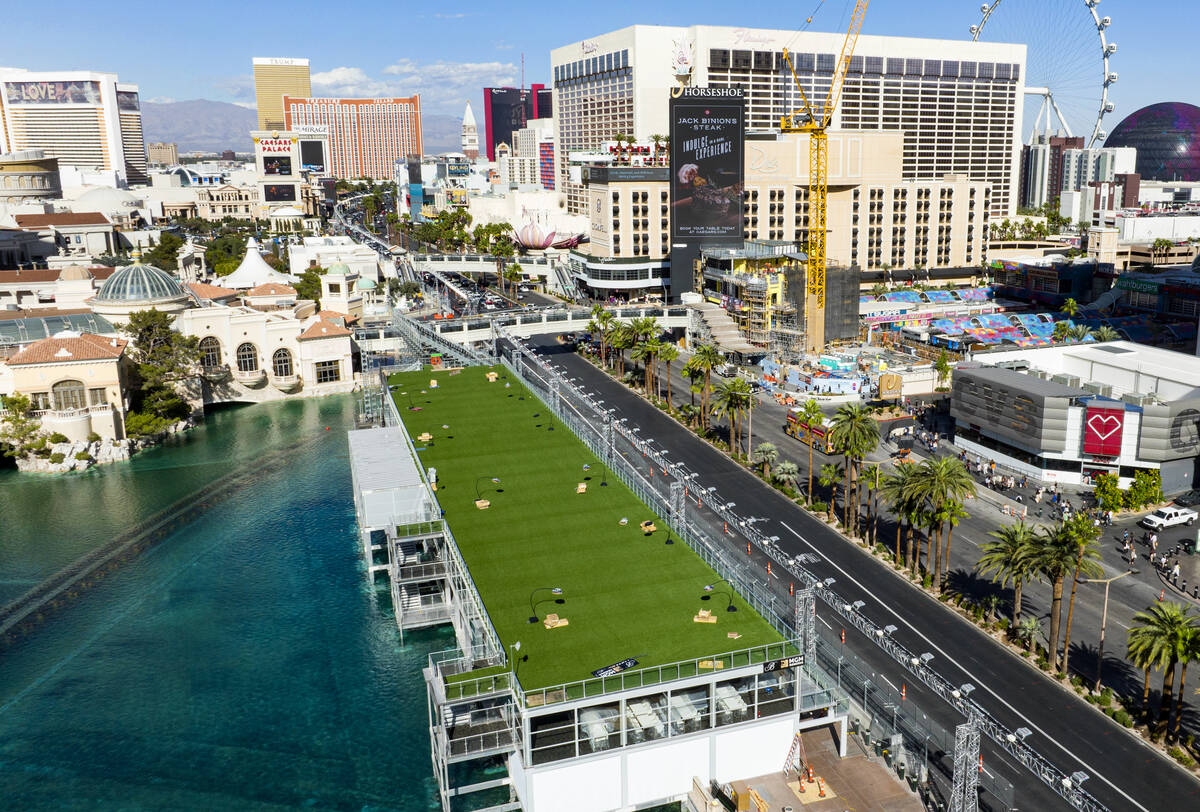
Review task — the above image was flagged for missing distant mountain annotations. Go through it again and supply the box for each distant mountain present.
[142,100,465,157]
[141,100,258,153]
[422,114,464,155]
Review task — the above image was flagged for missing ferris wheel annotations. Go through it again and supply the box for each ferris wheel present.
[970,0,1117,146]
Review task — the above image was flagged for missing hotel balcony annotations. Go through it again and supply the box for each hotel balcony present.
[233,367,267,387]
[270,373,302,392]
[200,364,231,382]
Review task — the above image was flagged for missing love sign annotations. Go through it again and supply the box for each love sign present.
[1083,406,1124,457]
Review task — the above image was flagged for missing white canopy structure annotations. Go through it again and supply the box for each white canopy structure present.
[220,240,296,289]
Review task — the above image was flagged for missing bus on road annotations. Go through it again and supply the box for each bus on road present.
[785,411,835,453]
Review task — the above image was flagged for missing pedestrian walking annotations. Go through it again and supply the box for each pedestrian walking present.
[1171,562,1182,581]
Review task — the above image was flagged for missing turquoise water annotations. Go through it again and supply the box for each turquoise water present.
[0,397,450,810]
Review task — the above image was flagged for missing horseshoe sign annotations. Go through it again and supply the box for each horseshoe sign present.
[1083,406,1125,457]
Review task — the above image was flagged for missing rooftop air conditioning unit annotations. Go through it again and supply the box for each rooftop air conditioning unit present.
[1123,392,1149,407]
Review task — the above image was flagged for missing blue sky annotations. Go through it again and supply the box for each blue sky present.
[4,0,1193,129]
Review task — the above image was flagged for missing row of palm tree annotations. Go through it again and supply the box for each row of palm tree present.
[976,515,1102,675]
[879,456,975,590]
[1127,602,1200,741]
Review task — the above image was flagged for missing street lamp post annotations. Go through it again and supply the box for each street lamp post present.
[700,580,738,612]
[1080,569,1136,692]
[475,476,501,500]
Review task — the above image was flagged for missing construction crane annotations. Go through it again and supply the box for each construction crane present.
[781,0,869,353]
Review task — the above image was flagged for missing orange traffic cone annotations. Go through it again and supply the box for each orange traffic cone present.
[796,776,805,793]
[901,683,907,701]
[1160,589,1165,601]
[806,765,814,783]
[817,777,826,798]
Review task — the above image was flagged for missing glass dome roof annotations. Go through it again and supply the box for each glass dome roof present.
[1105,102,1200,182]
[94,260,188,303]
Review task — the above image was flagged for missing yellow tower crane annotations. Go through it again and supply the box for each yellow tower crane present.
[781,0,869,353]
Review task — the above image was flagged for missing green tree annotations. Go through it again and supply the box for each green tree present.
[818,462,844,523]
[1092,472,1124,512]
[609,324,634,376]
[934,350,953,389]
[1052,321,1071,342]
[711,378,752,456]
[796,398,825,505]
[1092,324,1120,342]
[293,265,325,306]
[1060,297,1080,318]
[829,403,880,539]
[1057,514,1104,676]
[692,343,723,429]
[0,394,45,457]
[881,464,920,567]
[1126,602,1198,733]
[122,309,201,435]
[1127,469,1163,510]
[1033,520,1092,673]
[1016,615,1042,652]
[905,456,975,590]
[682,357,705,407]
[752,442,779,478]
[1067,324,1092,342]
[658,342,679,409]
[631,339,659,398]
[588,305,616,368]
[143,231,184,270]
[773,460,800,491]
[861,462,883,546]
[1170,626,1200,741]
[204,232,247,270]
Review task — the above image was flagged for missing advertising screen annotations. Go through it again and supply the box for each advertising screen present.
[263,156,292,176]
[5,80,101,105]
[263,184,297,202]
[670,88,745,242]
[447,160,469,177]
[1083,405,1125,457]
[299,141,325,173]
[116,91,140,112]
[446,188,468,207]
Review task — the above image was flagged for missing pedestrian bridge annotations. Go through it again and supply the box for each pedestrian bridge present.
[423,305,689,345]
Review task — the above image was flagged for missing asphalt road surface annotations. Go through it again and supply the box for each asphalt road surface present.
[531,335,1200,812]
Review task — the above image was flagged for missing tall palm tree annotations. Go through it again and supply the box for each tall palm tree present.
[1060,298,1079,318]
[940,499,970,579]
[977,522,1037,628]
[906,456,975,592]
[829,403,880,539]
[1052,321,1071,343]
[1035,522,1086,673]
[682,357,705,407]
[711,378,744,455]
[881,465,919,567]
[797,398,825,505]
[588,305,615,367]
[861,463,882,546]
[1127,602,1197,731]
[631,339,660,397]
[1059,514,1104,676]
[773,460,799,492]
[1093,324,1120,342]
[692,343,723,429]
[658,343,679,408]
[1170,626,1200,741]
[818,462,844,523]
[752,442,779,478]
[610,324,634,376]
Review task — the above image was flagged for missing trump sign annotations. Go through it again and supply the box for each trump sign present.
[1083,406,1125,457]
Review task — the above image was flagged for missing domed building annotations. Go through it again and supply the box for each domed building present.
[1105,102,1200,182]
[89,251,191,324]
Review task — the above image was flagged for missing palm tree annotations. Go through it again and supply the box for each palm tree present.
[829,403,880,539]
[881,465,919,567]
[1059,514,1104,676]
[1170,626,1200,741]
[934,350,953,389]
[631,339,660,397]
[1052,320,1071,343]
[861,463,882,546]
[610,324,634,376]
[818,462,844,523]
[692,343,723,429]
[588,305,616,367]
[1067,324,1092,343]
[977,522,1037,628]
[1034,522,1086,673]
[1060,297,1080,318]
[1017,615,1042,652]
[682,357,705,407]
[711,378,745,455]
[940,499,970,579]
[1127,602,1197,731]
[773,460,800,492]
[658,343,679,408]
[906,456,975,592]
[797,398,825,505]
[1092,324,1120,342]
[752,442,779,478]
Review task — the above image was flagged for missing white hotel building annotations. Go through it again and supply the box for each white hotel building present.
[551,26,1026,218]
[0,70,147,188]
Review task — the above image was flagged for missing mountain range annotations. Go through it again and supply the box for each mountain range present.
[141,99,463,156]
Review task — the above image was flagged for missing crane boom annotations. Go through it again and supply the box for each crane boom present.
[780,0,869,353]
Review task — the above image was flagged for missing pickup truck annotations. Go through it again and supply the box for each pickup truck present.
[1140,506,1198,531]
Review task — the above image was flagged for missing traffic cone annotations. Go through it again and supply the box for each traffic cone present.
[1160,589,1165,601]
[978,754,983,774]
[768,562,773,577]
[901,683,906,701]
[649,467,654,477]
[796,778,805,793]
[841,629,845,644]
[790,581,794,597]
[817,777,826,798]
[806,765,814,783]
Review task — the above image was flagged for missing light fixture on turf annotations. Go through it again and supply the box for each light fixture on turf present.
[700,580,737,612]
[528,587,565,623]
[475,476,501,500]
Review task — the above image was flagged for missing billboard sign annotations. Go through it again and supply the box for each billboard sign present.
[5,80,101,105]
[299,141,325,173]
[1083,405,1125,457]
[591,657,639,678]
[263,184,297,202]
[878,373,903,400]
[446,188,468,207]
[762,654,804,673]
[263,156,292,176]
[257,137,295,154]
[291,125,328,136]
[670,87,744,243]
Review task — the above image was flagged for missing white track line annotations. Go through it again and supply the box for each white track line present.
[779,520,1148,812]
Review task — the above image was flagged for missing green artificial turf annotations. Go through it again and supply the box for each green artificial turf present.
[389,367,784,692]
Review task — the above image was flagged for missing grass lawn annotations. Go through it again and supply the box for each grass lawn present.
[388,366,784,692]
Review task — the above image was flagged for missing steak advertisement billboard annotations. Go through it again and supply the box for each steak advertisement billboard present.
[669,87,744,243]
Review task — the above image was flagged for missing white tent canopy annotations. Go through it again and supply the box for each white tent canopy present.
[221,239,296,289]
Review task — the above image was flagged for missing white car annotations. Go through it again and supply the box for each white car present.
[1140,506,1198,531]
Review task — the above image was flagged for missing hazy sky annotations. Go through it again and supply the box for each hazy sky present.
[4,0,1191,134]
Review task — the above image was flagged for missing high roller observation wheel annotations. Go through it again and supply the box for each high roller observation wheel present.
[970,0,1117,147]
